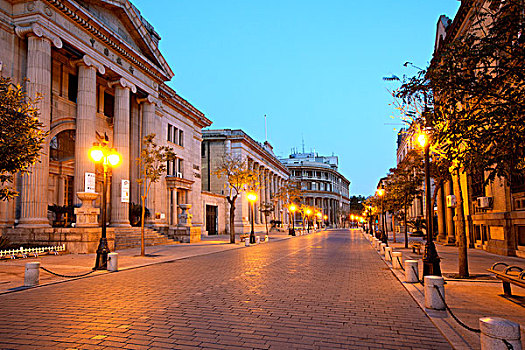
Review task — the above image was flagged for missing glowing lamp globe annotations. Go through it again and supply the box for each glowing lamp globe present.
[247,192,257,202]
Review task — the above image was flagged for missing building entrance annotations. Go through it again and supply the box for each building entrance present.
[206,205,218,235]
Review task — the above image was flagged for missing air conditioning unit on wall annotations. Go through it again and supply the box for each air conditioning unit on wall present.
[176,172,183,178]
[477,196,492,209]
[446,195,457,208]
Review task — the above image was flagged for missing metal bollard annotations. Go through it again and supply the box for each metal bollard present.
[392,252,403,269]
[405,260,419,283]
[245,238,250,247]
[380,243,386,255]
[479,317,522,350]
[108,252,118,272]
[256,236,260,244]
[24,262,40,287]
[424,276,445,310]
[385,247,393,261]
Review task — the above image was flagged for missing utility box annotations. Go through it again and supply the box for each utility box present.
[446,195,457,208]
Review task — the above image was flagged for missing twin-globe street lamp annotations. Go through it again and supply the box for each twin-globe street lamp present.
[247,192,258,244]
[305,208,312,232]
[376,188,387,244]
[89,143,122,270]
[417,132,442,277]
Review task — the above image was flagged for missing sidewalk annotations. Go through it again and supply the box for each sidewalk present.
[367,230,525,349]
[0,231,292,295]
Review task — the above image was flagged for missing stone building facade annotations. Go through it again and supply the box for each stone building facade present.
[201,129,290,234]
[279,152,350,226]
[0,0,211,251]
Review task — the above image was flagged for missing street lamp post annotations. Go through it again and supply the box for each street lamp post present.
[376,188,387,244]
[305,208,312,233]
[89,142,122,270]
[247,192,257,244]
[288,204,297,236]
[418,132,442,277]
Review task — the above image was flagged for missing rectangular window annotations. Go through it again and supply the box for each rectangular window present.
[103,92,114,119]
[177,158,184,176]
[167,124,172,142]
[166,160,171,176]
[178,130,184,147]
[68,74,78,103]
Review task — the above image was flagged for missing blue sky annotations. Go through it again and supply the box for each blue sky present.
[131,0,460,196]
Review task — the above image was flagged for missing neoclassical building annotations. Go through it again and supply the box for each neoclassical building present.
[201,129,290,234]
[279,151,350,226]
[0,0,211,251]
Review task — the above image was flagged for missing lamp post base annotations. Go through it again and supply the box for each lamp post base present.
[93,237,110,270]
[249,232,256,244]
[422,241,442,277]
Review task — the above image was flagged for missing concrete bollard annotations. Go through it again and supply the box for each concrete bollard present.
[424,276,446,310]
[108,252,118,272]
[375,240,381,251]
[24,262,40,287]
[385,247,393,261]
[245,238,250,247]
[256,236,260,244]
[392,252,403,269]
[265,235,269,242]
[405,260,419,283]
[380,243,386,255]
[479,317,522,350]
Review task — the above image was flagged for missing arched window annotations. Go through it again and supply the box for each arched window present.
[50,130,75,162]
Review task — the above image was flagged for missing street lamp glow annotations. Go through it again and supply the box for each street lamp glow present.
[376,188,385,197]
[289,204,297,212]
[306,208,312,216]
[247,192,257,202]
[418,133,427,147]
[89,147,104,163]
[107,151,122,167]
[323,215,328,220]
[316,212,322,218]
[350,214,355,221]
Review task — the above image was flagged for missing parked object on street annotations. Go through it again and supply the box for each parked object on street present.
[108,253,118,272]
[479,317,522,350]
[392,252,403,269]
[487,262,525,297]
[424,276,445,310]
[405,260,419,283]
[24,262,40,287]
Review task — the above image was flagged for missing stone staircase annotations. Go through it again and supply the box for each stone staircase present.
[114,227,179,250]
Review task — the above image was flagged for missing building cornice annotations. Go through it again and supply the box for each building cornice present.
[160,84,211,129]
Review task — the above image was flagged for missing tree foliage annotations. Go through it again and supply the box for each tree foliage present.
[214,155,259,243]
[136,133,176,256]
[0,77,46,200]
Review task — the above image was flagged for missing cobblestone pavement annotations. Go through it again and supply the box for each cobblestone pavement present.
[0,229,451,349]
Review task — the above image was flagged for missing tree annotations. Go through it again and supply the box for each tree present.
[259,202,274,236]
[0,77,46,200]
[214,155,259,244]
[349,195,366,215]
[136,133,176,256]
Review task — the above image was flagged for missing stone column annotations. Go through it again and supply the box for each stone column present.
[436,186,446,241]
[138,96,158,216]
[445,180,456,244]
[16,24,62,227]
[110,78,136,227]
[74,56,105,205]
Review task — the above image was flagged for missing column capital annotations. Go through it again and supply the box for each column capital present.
[15,23,62,48]
[137,94,160,106]
[72,55,105,75]
[109,77,137,93]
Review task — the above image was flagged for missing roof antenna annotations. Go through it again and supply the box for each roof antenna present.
[302,135,305,153]
[264,114,268,143]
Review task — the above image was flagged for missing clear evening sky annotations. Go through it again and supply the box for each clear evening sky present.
[131,0,460,196]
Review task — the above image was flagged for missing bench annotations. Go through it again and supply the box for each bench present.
[410,242,423,255]
[487,262,525,296]
[240,234,250,242]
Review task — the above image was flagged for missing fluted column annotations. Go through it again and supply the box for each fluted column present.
[110,78,136,226]
[139,96,158,216]
[17,24,62,227]
[445,180,456,244]
[74,56,105,205]
[436,186,446,241]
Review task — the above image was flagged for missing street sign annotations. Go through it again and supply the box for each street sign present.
[85,173,96,193]
[121,180,130,203]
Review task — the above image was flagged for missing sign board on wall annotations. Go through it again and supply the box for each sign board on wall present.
[85,173,96,193]
[121,180,130,203]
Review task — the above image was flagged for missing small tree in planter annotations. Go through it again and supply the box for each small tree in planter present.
[136,134,176,256]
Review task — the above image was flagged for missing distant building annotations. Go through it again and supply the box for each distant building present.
[201,129,290,234]
[279,152,350,226]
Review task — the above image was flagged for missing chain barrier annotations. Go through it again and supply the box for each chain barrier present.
[411,266,421,283]
[396,257,405,271]
[433,285,481,334]
[39,262,107,279]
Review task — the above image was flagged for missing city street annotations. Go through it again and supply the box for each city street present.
[0,229,451,349]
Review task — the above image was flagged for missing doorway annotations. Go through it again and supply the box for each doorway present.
[206,205,218,235]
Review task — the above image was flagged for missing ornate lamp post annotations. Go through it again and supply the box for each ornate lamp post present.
[288,204,297,236]
[316,211,322,229]
[247,192,257,244]
[305,208,312,232]
[89,142,122,270]
[376,188,387,244]
[417,132,442,277]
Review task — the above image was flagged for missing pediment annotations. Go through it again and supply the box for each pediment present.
[75,0,173,80]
